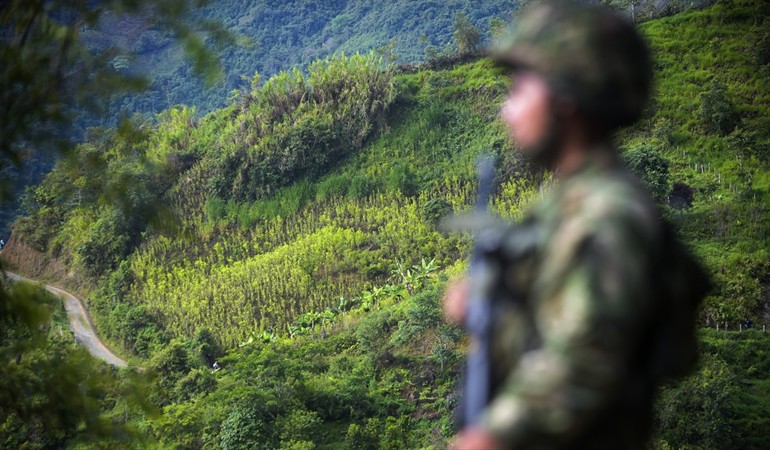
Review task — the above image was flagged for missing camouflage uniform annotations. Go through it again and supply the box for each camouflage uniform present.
[463,2,708,448]
[474,150,664,449]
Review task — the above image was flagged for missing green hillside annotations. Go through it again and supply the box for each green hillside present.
[3,0,770,448]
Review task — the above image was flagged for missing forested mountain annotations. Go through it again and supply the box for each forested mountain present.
[95,0,523,123]
[2,0,770,448]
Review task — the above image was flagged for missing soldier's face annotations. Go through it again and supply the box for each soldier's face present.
[500,72,553,155]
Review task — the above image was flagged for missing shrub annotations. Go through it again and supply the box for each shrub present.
[420,197,452,226]
[149,339,193,401]
[346,418,381,450]
[193,328,221,366]
[655,354,740,449]
[173,368,216,402]
[698,81,740,136]
[622,145,670,204]
[212,52,396,202]
[220,400,278,450]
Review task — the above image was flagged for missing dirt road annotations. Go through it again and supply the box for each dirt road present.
[5,272,128,367]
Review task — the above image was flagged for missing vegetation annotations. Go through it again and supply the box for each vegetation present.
[96,0,520,122]
[0,278,151,448]
[2,0,770,448]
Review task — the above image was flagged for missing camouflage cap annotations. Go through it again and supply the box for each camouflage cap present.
[490,0,652,130]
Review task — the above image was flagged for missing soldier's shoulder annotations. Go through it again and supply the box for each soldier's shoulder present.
[550,167,660,239]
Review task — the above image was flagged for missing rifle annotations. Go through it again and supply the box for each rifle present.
[462,155,497,426]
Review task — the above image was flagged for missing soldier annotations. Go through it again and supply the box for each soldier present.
[445,1,708,449]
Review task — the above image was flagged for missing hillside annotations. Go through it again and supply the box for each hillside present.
[0,0,711,239]
[2,0,770,448]
[0,0,521,241]
[10,0,768,351]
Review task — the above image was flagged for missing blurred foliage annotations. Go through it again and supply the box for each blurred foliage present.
[0,0,230,195]
[1,1,228,447]
[0,276,153,448]
[655,329,770,449]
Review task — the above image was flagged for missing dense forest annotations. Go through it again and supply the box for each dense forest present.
[95,0,522,120]
[2,0,770,448]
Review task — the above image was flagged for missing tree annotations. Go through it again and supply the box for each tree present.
[601,0,644,23]
[148,339,192,403]
[346,418,382,450]
[655,354,740,449]
[76,207,131,276]
[489,16,508,41]
[453,13,481,55]
[220,394,284,450]
[419,198,452,227]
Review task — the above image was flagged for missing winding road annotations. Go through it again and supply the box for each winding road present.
[5,272,128,367]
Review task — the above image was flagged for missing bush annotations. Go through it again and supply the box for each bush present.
[173,368,216,402]
[193,328,221,366]
[655,354,741,449]
[420,197,452,226]
[381,416,413,450]
[698,81,740,136]
[622,145,670,204]
[355,310,396,355]
[275,409,321,446]
[149,339,193,402]
[220,400,277,450]
[391,286,442,346]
